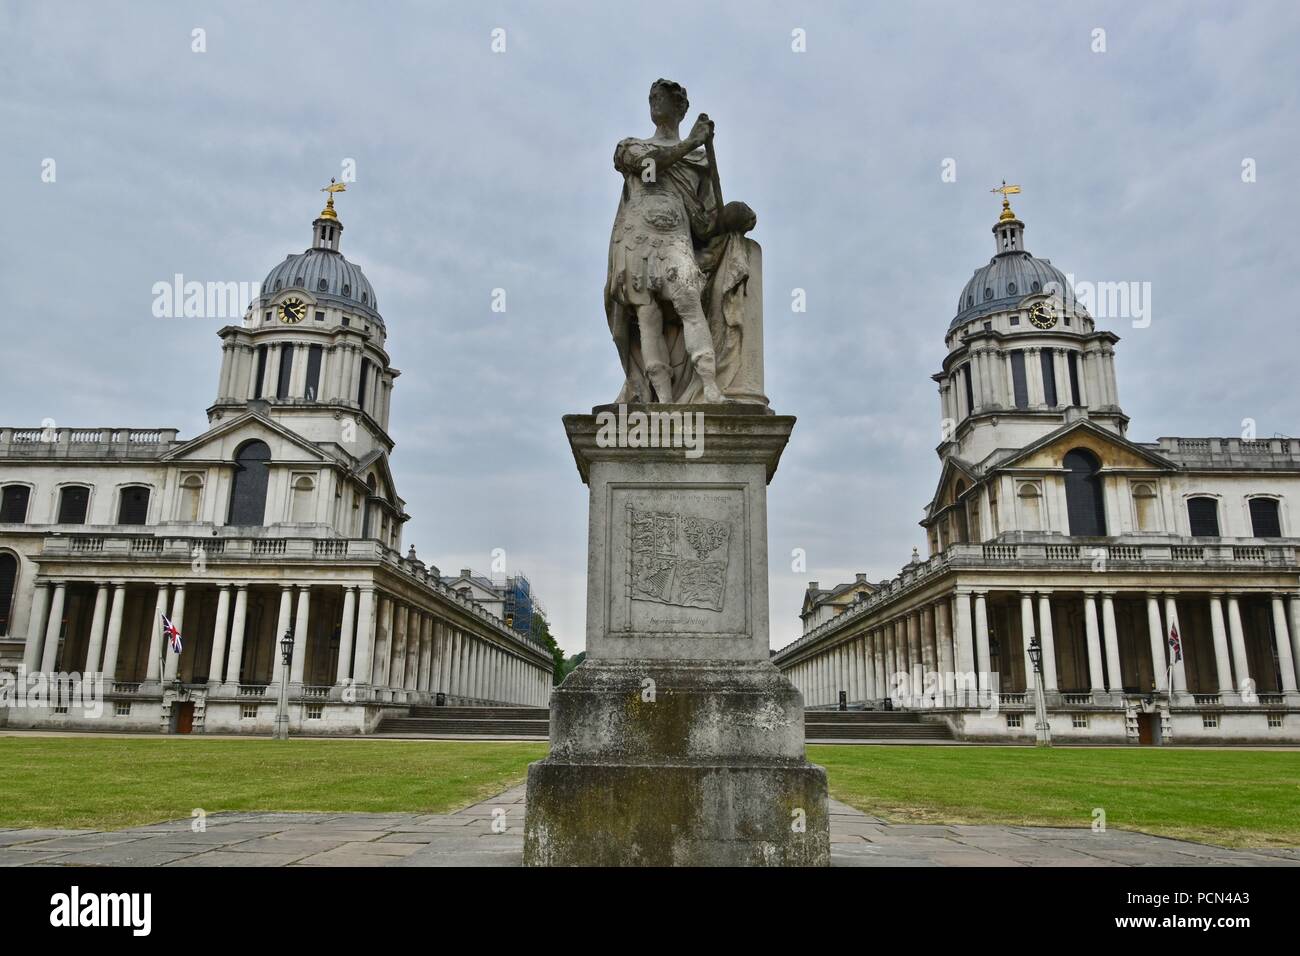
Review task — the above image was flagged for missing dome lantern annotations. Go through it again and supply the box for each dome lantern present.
[991,181,1024,254]
[312,179,347,252]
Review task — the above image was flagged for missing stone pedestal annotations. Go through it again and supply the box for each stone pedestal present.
[523,406,829,866]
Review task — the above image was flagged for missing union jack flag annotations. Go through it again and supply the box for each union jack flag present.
[161,613,182,654]
[1167,621,1182,664]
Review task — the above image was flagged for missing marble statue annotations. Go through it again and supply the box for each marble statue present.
[606,78,761,405]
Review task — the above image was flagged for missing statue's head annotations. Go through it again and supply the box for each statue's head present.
[649,78,689,125]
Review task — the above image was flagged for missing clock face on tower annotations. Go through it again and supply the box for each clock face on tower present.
[278,297,307,324]
[1028,301,1058,330]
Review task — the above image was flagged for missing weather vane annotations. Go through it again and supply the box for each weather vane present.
[319,177,347,219]
[991,180,1021,220]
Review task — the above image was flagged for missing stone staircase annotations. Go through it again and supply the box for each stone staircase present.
[376,705,955,742]
[803,709,955,741]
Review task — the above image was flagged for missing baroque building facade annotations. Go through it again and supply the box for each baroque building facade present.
[0,193,555,734]
[774,197,1300,744]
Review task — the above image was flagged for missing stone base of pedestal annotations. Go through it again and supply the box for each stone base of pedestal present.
[523,659,829,866]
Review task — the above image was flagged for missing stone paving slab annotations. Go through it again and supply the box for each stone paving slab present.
[1,782,1295,867]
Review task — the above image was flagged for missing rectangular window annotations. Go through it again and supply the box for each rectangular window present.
[306,704,323,719]
[1248,498,1282,538]
[962,364,974,415]
[357,358,370,410]
[1040,349,1058,407]
[264,311,272,324]
[114,702,131,717]
[305,345,323,401]
[1068,352,1081,406]
[314,310,325,322]
[276,345,295,399]
[1072,713,1088,729]
[116,487,150,525]
[253,345,268,399]
[1187,498,1221,537]
[241,704,258,720]
[1202,714,1218,729]
[57,486,90,524]
[1010,351,1029,408]
[1,485,30,522]
[1006,713,1022,728]
[1268,714,1283,728]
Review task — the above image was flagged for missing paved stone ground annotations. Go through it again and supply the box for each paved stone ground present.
[1,786,1296,867]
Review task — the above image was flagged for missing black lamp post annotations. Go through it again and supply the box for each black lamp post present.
[1028,636,1051,747]
[274,627,294,740]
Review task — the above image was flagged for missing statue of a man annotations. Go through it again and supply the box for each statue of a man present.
[605,79,757,405]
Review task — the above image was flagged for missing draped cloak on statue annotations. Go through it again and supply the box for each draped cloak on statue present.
[605,136,754,404]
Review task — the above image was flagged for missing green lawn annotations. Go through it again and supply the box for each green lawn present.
[0,737,546,830]
[809,745,1300,849]
[2,738,1296,848]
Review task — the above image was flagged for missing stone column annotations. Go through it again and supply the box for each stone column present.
[144,584,169,682]
[273,586,293,687]
[208,586,231,687]
[39,582,68,675]
[467,639,479,701]
[973,593,990,695]
[100,583,127,683]
[288,586,309,685]
[336,587,357,686]
[1019,592,1036,692]
[84,584,110,673]
[1207,594,1233,696]
[353,587,377,691]
[1164,595,1186,695]
[953,592,975,704]
[1037,592,1059,692]
[1146,595,1167,693]
[934,604,953,706]
[1082,592,1104,694]
[1270,595,1298,693]
[23,581,51,672]
[224,586,249,685]
[1290,596,1300,693]
[451,631,464,698]
[1100,592,1122,694]
[164,585,186,682]
[388,600,407,694]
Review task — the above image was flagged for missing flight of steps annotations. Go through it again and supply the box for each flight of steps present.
[376,706,550,738]
[376,705,954,742]
[803,708,954,741]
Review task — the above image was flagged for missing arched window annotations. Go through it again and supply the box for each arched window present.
[179,475,204,521]
[1248,497,1282,538]
[953,480,969,543]
[228,440,271,526]
[117,485,151,525]
[1,485,30,523]
[290,476,315,523]
[1132,482,1159,532]
[1187,496,1220,537]
[1063,449,1106,536]
[0,552,17,637]
[1018,482,1042,532]
[57,485,91,524]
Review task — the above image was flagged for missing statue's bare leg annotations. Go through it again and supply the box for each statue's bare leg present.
[672,290,727,403]
[635,302,674,403]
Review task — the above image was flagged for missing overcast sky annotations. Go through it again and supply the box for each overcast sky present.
[3,1,1298,654]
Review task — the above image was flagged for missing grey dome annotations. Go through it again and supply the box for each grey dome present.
[260,248,378,314]
[951,251,1071,330]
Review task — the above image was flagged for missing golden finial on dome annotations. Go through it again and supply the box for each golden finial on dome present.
[991,180,1021,221]
[318,177,347,220]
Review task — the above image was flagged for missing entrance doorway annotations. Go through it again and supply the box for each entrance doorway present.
[174,702,195,734]
[1136,713,1154,745]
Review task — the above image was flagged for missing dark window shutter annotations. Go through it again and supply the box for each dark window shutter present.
[1040,350,1058,407]
[0,552,16,636]
[1,486,30,522]
[1068,352,1081,406]
[1187,497,1220,537]
[1063,449,1106,536]
[305,345,323,401]
[962,364,974,415]
[276,346,295,399]
[1010,351,1029,408]
[253,345,268,399]
[228,441,272,526]
[117,486,150,524]
[57,486,89,524]
[1248,498,1281,538]
[357,358,370,410]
